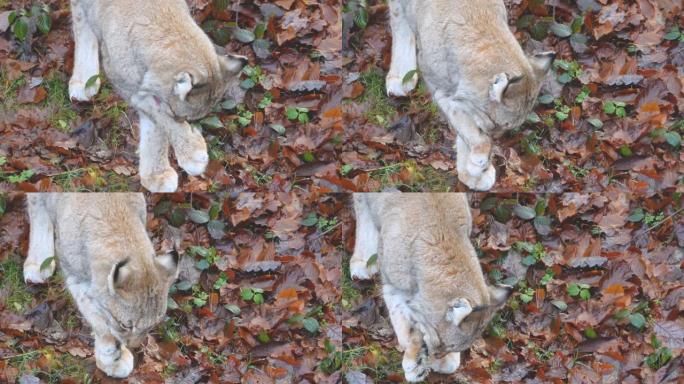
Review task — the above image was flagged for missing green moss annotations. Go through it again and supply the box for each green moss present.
[0,258,33,313]
[0,69,26,113]
[359,68,397,127]
[43,74,78,132]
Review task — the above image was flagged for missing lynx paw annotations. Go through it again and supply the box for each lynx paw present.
[403,357,429,383]
[349,257,378,280]
[23,259,55,284]
[68,76,100,101]
[386,73,417,97]
[458,163,496,191]
[466,153,490,177]
[96,342,134,378]
[177,149,209,176]
[141,168,178,193]
[430,352,461,374]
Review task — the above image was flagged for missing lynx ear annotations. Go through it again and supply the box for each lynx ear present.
[445,298,473,325]
[489,73,509,103]
[219,54,248,77]
[155,249,179,278]
[173,72,193,101]
[529,51,556,78]
[488,284,513,306]
[108,260,131,295]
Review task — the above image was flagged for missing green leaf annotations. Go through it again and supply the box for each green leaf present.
[200,115,224,129]
[175,280,193,291]
[240,78,256,89]
[579,289,591,301]
[298,112,310,124]
[629,313,646,329]
[301,212,318,227]
[302,152,315,163]
[221,99,237,110]
[241,288,254,301]
[521,255,537,266]
[619,145,633,157]
[513,204,536,220]
[340,164,353,176]
[285,107,299,120]
[587,118,603,128]
[567,283,580,296]
[85,74,100,89]
[479,196,498,211]
[302,317,320,334]
[253,293,264,305]
[254,23,267,39]
[550,22,572,38]
[366,253,378,267]
[402,69,418,85]
[354,7,368,29]
[584,327,597,339]
[538,94,555,104]
[225,304,241,314]
[533,216,552,236]
[36,12,51,34]
[270,124,286,135]
[664,131,681,147]
[257,330,270,343]
[527,112,541,124]
[663,28,681,41]
[207,220,225,240]
[196,259,210,270]
[603,101,616,115]
[12,17,28,41]
[40,256,55,272]
[551,300,567,311]
[233,28,255,43]
[188,209,210,224]
[627,208,645,222]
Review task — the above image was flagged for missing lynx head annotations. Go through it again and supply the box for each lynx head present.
[430,284,512,357]
[97,251,179,347]
[168,52,247,121]
[486,52,555,136]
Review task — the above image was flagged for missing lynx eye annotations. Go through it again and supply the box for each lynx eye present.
[117,320,132,331]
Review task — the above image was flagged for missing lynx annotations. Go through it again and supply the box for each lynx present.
[385,0,555,190]
[68,0,247,192]
[23,193,179,378]
[350,193,511,382]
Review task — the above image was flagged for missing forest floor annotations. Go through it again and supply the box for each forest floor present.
[343,191,684,383]
[0,191,349,383]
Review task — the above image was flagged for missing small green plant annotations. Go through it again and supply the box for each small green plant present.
[567,283,591,300]
[191,285,209,307]
[575,86,590,104]
[539,268,555,286]
[285,106,310,124]
[553,59,582,84]
[519,287,535,303]
[604,101,627,118]
[0,259,33,312]
[628,208,665,227]
[241,287,265,304]
[650,127,682,148]
[563,160,588,178]
[3,169,35,184]
[663,26,684,43]
[213,272,229,290]
[258,92,273,109]
[340,164,353,176]
[318,339,343,374]
[645,335,672,370]
[236,105,254,127]
[514,241,547,266]
[554,99,571,121]
[8,4,51,56]
[317,216,339,232]
[241,65,266,89]
[189,246,218,271]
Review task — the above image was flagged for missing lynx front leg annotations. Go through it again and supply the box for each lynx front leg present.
[386,0,418,97]
[429,352,461,374]
[24,195,56,284]
[68,0,101,101]
[383,286,429,382]
[138,111,178,192]
[350,195,380,280]
[163,117,209,176]
[94,333,134,378]
[456,136,496,191]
